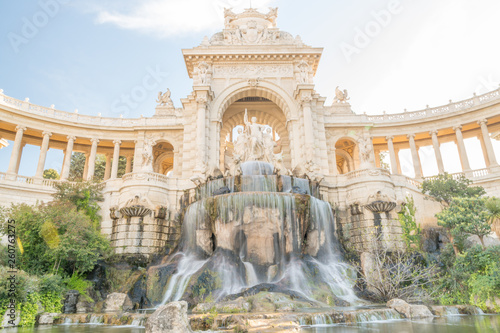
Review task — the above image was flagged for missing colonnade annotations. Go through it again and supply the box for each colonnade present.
[378,118,499,179]
[3,124,135,181]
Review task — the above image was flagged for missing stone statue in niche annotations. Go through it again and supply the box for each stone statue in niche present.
[334,86,350,103]
[358,136,374,168]
[234,127,248,162]
[297,61,310,84]
[263,127,276,162]
[243,108,267,161]
[156,89,174,107]
[195,62,210,85]
[142,138,157,172]
[227,109,287,175]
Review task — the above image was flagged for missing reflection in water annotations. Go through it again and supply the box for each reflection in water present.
[2,325,145,333]
[2,315,500,332]
[302,315,500,333]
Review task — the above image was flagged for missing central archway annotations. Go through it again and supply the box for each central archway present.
[220,97,291,171]
[209,81,299,172]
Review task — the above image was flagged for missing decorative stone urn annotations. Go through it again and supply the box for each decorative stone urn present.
[119,206,151,217]
[364,201,396,213]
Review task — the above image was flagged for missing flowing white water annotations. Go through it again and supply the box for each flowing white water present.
[161,254,208,304]
[243,261,259,287]
[308,197,360,304]
[240,161,274,175]
[293,177,310,195]
[241,175,278,192]
[160,159,359,305]
[88,315,103,324]
[281,175,292,193]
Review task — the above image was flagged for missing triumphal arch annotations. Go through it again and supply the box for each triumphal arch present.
[1,8,500,257]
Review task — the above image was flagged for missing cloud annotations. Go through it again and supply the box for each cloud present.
[87,0,275,37]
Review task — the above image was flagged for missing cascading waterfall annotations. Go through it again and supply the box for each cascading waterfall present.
[160,160,359,306]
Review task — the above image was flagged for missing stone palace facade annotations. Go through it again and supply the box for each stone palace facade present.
[1,8,500,256]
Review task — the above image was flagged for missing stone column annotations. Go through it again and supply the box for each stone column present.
[453,126,471,172]
[60,150,67,178]
[61,136,76,180]
[15,143,25,174]
[430,130,445,174]
[301,96,315,161]
[407,134,423,179]
[329,146,338,176]
[125,154,133,174]
[478,119,498,167]
[86,138,99,180]
[104,154,112,180]
[395,148,402,174]
[35,131,52,178]
[386,136,399,174]
[7,125,27,176]
[196,97,207,171]
[111,140,121,179]
[83,153,90,181]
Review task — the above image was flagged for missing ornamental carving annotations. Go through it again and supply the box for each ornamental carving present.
[213,65,293,78]
[194,62,211,85]
[207,8,302,46]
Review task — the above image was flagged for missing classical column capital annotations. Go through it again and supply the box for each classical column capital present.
[196,96,208,106]
[385,135,394,141]
[477,119,488,126]
[16,125,27,132]
[406,133,416,139]
[429,130,439,136]
[67,135,76,141]
[42,131,52,137]
[113,140,122,146]
[90,138,100,144]
[452,125,462,132]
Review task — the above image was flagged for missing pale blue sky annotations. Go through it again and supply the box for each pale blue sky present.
[1,0,500,177]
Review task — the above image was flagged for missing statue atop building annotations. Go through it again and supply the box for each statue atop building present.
[334,86,350,103]
[156,89,174,107]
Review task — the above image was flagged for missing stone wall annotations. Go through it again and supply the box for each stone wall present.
[337,205,404,253]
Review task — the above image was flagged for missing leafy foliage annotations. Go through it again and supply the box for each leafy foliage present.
[436,197,491,249]
[421,173,485,206]
[43,168,60,180]
[1,203,110,276]
[65,272,93,302]
[52,181,104,228]
[378,151,390,171]
[69,152,127,182]
[437,245,500,310]
[398,196,421,251]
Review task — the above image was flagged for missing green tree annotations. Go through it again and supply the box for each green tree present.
[43,168,60,179]
[68,152,86,181]
[379,151,390,171]
[436,197,491,251]
[398,196,421,251]
[485,197,500,223]
[1,203,110,275]
[421,173,485,206]
[69,152,127,182]
[52,181,104,228]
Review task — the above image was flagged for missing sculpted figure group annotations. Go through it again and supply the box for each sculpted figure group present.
[228,109,288,176]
